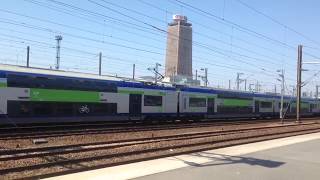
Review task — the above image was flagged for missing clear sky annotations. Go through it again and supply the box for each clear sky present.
[1,0,320,96]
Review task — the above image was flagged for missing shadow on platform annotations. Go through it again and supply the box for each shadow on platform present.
[172,151,285,168]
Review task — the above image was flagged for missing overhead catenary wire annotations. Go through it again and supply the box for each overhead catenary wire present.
[22,0,300,75]
[168,0,320,66]
[96,0,291,67]
[0,16,289,79]
[235,0,320,48]
[23,0,287,73]
[137,0,296,61]
[86,0,294,72]
[0,29,290,85]
[169,0,296,50]
[2,0,315,89]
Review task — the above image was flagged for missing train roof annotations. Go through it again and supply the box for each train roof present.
[178,85,316,102]
[0,64,176,91]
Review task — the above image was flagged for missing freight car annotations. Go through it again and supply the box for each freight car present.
[0,64,319,124]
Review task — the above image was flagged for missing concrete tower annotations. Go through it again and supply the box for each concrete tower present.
[165,15,192,78]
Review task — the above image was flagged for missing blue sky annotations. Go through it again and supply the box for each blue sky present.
[1,0,320,95]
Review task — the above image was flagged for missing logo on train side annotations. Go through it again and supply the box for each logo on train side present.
[79,105,90,114]
[33,91,40,96]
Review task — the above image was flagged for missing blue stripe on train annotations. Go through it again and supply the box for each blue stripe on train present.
[0,70,176,91]
[180,87,316,102]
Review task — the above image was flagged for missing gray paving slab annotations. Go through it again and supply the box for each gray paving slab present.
[133,139,320,180]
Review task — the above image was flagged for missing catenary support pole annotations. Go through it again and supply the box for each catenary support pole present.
[237,73,240,90]
[244,79,247,91]
[99,52,102,76]
[26,46,30,67]
[296,45,303,123]
[132,64,135,80]
[204,68,208,87]
[195,70,198,80]
[316,85,319,100]
[280,69,285,122]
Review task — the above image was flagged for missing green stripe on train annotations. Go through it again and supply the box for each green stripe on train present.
[222,99,252,107]
[189,94,217,98]
[118,89,166,96]
[0,82,7,88]
[30,88,100,102]
[291,103,309,109]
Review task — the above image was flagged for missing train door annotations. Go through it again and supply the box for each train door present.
[129,94,142,116]
[177,91,180,117]
[272,100,275,115]
[207,98,215,114]
[255,100,260,113]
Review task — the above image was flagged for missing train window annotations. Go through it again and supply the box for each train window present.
[310,104,316,110]
[33,102,54,116]
[217,106,253,114]
[144,95,162,106]
[217,93,252,100]
[7,74,31,88]
[279,102,290,108]
[55,102,74,116]
[7,73,117,92]
[260,101,272,108]
[7,101,32,117]
[92,103,117,115]
[0,71,6,78]
[189,97,206,107]
[7,101,117,117]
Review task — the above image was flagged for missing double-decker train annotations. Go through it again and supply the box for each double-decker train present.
[0,64,319,124]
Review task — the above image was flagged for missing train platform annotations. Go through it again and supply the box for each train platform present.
[46,132,320,180]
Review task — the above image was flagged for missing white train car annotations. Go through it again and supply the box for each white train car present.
[178,88,216,118]
[0,64,177,124]
[178,87,256,119]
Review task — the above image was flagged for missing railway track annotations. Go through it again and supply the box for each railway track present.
[0,118,318,140]
[1,121,320,179]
